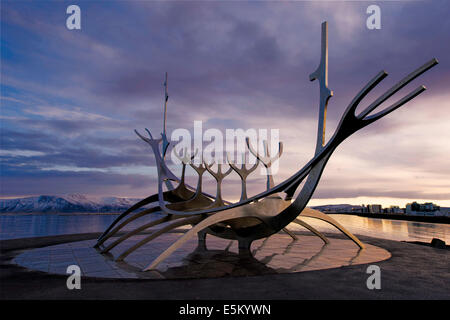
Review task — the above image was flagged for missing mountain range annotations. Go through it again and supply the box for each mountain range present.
[0,194,146,213]
[0,195,364,214]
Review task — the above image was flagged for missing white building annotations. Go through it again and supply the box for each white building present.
[405,202,440,216]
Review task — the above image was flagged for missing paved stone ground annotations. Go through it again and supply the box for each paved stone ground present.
[0,231,449,299]
[11,232,389,279]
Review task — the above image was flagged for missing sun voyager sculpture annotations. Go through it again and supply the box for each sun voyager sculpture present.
[95,22,438,271]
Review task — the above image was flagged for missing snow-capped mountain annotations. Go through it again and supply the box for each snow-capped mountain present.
[0,194,146,213]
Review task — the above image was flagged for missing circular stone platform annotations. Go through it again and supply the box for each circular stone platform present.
[13,232,390,279]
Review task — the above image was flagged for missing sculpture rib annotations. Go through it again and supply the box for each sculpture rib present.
[292,218,329,244]
[102,214,185,254]
[116,215,202,261]
[299,208,363,248]
[97,192,161,243]
[282,228,298,241]
[96,206,162,248]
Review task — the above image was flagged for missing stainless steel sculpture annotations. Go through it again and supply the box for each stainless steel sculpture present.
[96,21,438,271]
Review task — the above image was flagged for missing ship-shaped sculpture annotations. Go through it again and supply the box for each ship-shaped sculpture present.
[95,22,438,271]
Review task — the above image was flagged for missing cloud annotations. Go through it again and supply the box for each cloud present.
[0,168,157,198]
[1,0,449,205]
[23,106,111,121]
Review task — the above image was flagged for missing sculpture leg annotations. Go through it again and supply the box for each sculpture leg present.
[116,215,202,261]
[292,218,330,244]
[300,208,365,249]
[238,238,253,256]
[196,230,207,251]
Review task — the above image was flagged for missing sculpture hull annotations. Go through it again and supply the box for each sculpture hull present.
[96,21,437,271]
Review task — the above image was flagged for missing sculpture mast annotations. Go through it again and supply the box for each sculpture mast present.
[309,21,333,155]
[162,72,169,158]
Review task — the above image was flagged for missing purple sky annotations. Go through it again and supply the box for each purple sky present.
[1,1,449,207]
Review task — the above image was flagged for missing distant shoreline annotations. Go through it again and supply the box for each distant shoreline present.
[327,212,450,224]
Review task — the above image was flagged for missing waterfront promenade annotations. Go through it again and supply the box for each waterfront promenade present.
[328,212,450,224]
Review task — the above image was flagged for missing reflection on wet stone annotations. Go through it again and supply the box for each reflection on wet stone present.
[13,232,391,279]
